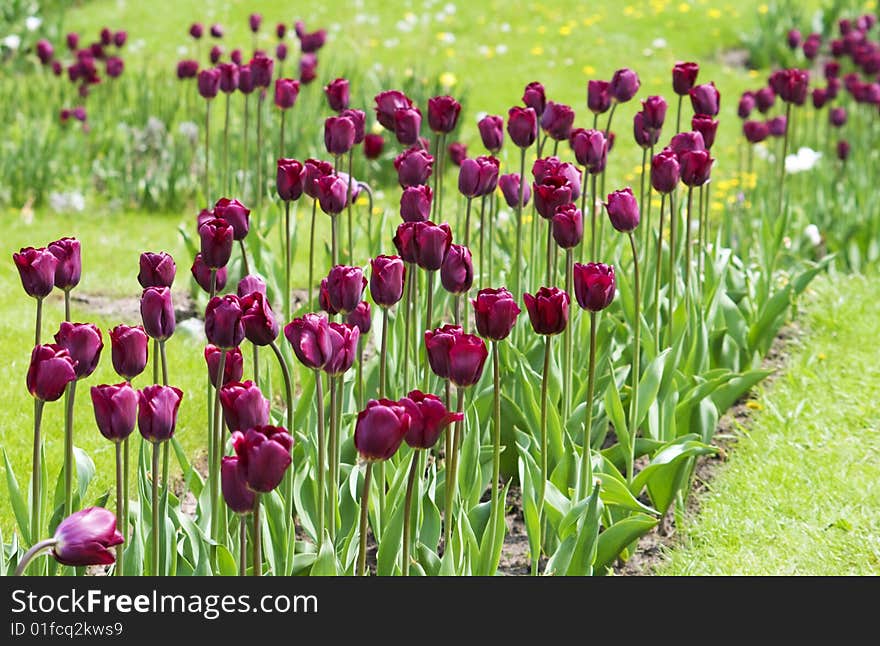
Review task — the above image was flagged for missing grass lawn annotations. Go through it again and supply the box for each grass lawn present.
[657,272,880,575]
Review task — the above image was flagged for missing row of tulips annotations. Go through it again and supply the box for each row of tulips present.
[11,14,876,575]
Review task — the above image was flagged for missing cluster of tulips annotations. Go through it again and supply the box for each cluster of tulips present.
[35,26,128,129]
[14,8,872,576]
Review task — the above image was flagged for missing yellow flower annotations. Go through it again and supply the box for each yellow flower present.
[439,71,457,88]
[678,2,691,12]
[372,207,383,216]
[818,352,827,360]
[559,25,572,35]
[582,65,596,75]
[708,8,721,18]
[531,45,544,56]
[746,401,763,410]
[758,3,768,14]
[537,25,546,34]
[357,196,369,206]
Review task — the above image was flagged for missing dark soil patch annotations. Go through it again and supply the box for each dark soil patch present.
[71,290,198,325]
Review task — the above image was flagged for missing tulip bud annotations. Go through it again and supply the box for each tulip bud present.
[679,149,713,187]
[220,380,270,432]
[812,87,830,110]
[231,426,292,492]
[401,390,462,449]
[552,203,584,249]
[275,42,289,62]
[393,106,423,146]
[324,322,359,376]
[604,187,640,232]
[176,59,199,79]
[191,253,227,293]
[284,313,332,370]
[769,68,809,105]
[140,287,175,341]
[67,32,80,50]
[830,107,847,127]
[109,325,148,382]
[213,198,250,241]
[524,287,570,336]
[691,114,719,149]
[837,139,851,161]
[522,81,546,115]
[458,155,500,198]
[13,246,58,299]
[197,68,221,99]
[472,287,520,341]
[650,149,681,193]
[534,176,573,220]
[321,265,366,315]
[240,292,279,346]
[47,237,82,292]
[221,456,255,514]
[218,62,239,93]
[478,115,504,153]
[297,22,327,53]
[205,345,243,386]
[787,28,802,50]
[424,324,458,379]
[90,383,137,442]
[210,23,223,38]
[587,79,612,114]
[237,65,255,95]
[36,39,54,65]
[354,399,410,461]
[27,344,78,402]
[412,221,453,271]
[428,95,462,133]
[205,295,245,349]
[394,148,434,187]
[499,173,531,208]
[347,301,372,334]
[540,101,575,141]
[248,13,262,33]
[198,217,234,269]
[315,174,349,214]
[324,115,356,155]
[803,34,821,60]
[52,507,123,566]
[767,115,787,138]
[137,385,183,443]
[250,55,274,88]
[689,82,720,116]
[370,255,406,307]
[824,61,841,80]
[399,185,432,222]
[364,134,384,160]
[393,222,418,264]
[440,244,473,294]
[569,128,607,174]
[743,120,770,144]
[672,61,699,96]
[275,78,300,109]
[237,275,267,299]
[738,92,756,119]
[277,158,305,201]
[447,142,467,166]
[633,112,659,149]
[374,90,413,130]
[610,68,640,103]
[137,251,175,288]
[55,322,103,379]
[324,78,350,112]
[669,131,706,157]
[755,87,775,113]
[573,263,616,312]
[507,106,538,148]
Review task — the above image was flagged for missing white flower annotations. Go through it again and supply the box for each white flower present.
[2,34,21,50]
[496,43,508,55]
[643,48,653,57]
[785,147,822,174]
[25,16,42,31]
[49,191,86,213]
[804,224,821,246]
[652,37,667,49]
[178,120,199,144]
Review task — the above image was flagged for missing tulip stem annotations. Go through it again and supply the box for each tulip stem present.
[590,173,598,262]
[667,190,677,346]
[347,149,354,264]
[331,214,339,268]
[437,133,447,219]
[115,441,124,576]
[563,249,573,421]
[627,231,641,484]
[654,194,666,354]
[64,289,71,322]
[514,147,526,300]
[401,448,420,576]
[122,437,129,547]
[224,93,231,195]
[604,101,618,140]
[328,377,338,541]
[256,94,264,211]
[210,350,227,552]
[239,515,247,576]
[423,270,435,391]
[357,338,364,411]
[579,311,598,501]
[284,200,291,322]
[269,340,295,561]
[639,147,647,240]
[777,102,792,227]
[464,196,473,250]
[675,95,683,134]
[14,539,57,577]
[534,334,552,575]
[242,95,249,198]
[443,387,465,558]
[684,186,693,302]
[479,194,487,284]
[253,494,262,576]
[151,441,160,576]
[159,340,168,386]
[403,263,414,390]
[204,100,210,203]
[545,219,553,286]
[34,297,43,346]
[279,109,286,159]
[357,462,373,576]
[31,399,45,546]
[63,380,76,518]
[308,198,317,312]
[239,240,251,276]
[314,370,326,543]
[490,341,503,551]
[253,345,260,387]
[379,308,389,398]
[645,145,655,257]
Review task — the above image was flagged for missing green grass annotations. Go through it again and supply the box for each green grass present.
[657,272,880,575]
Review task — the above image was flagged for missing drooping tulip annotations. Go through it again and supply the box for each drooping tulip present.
[51,507,124,566]
[401,390,462,449]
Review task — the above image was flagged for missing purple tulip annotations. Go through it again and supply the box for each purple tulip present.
[472,287,521,341]
[191,253,227,293]
[197,68,221,99]
[315,174,349,214]
[651,149,681,193]
[428,95,462,133]
[205,345,243,386]
[220,380,270,432]
[137,385,183,443]
[354,399,410,461]
[55,322,103,379]
[533,157,581,201]
[552,203,584,249]
[743,120,770,143]
[633,112,659,149]
[27,344,77,402]
[13,246,57,299]
[458,155,500,198]
[36,39,54,65]
[672,62,699,96]
[91,383,138,442]
[250,55,274,88]
[400,185,433,222]
[755,87,775,113]
[364,134,384,160]
[106,57,124,79]
[499,173,531,208]
[534,175,573,220]
[507,106,538,148]
[275,78,300,109]
[231,426,292,492]
[177,59,199,80]
[394,148,434,187]
[522,81,547,116]
[109,325,148,382]
[199,217,234,269]
[769,69,809,105]
[370,255,406,307]
[738,92,756,119]
[284,313,332,370]
[323,77,350,112]
[375,90,414,130]
[830,107,847,127]
[604,187,640,232]
[296,21,327,53]
[573,263,616,312]
[691,114,719,149]
[205,295,245,349]
[393,107,423,146]
[478,115,504,153]
[323,322,359,376]
[140,287,175,341]
[837,139,850,161]
[138,251,175,288]
[679,149,713,186]
[447,142,467,166]
[393,222,418,264]
[541,101,575,141]
[240,292,279,346]
[218,63,239,93]
[768,115,787,138]
[524,287,570,336]
[210,24,224,38]
[425,325,488,387]
[222,456,255,514]
[587,79,612,114]
[324,115,356,155]
[610,68,640,103]
[277,158,305,201]
[669,131,706,157]
[401,390,462,450]
[237,274,267,298]
[689,82,720,116]
[47,237,82,292]
[440,244,473,294]
[321,265,366,315]
[52,507,123,566]
[411,221,453,271]
[570,128,607,174]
